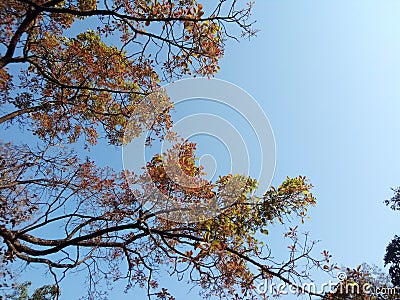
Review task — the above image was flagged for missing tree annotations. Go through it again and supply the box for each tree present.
[324,263,400,300]
[2,281,60,300]
[384,188,400,287]
[0,0,331,299]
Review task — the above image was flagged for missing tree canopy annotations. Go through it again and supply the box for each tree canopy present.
[0,0,332,299]
[384,189,400,288]
[2,281,60,300]
[324,263,400,300]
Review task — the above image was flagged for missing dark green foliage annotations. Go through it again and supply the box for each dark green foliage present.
[2,282,60,300]
[385,236,400,286]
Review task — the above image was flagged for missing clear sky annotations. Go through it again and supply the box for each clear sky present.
[218,0,400,271]
[10,0,400,299]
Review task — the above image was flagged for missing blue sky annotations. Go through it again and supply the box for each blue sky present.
[7,0,400,299]
[217,0,400,270]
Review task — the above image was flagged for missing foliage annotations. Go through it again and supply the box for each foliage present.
[0,0,330,299]
[324,263,400,300]
[384,189,400,287]
[2,281,59,300]
[384,236,400,287]
[384,188,400,211]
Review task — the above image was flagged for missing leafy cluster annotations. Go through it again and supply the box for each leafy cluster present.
[2,281,59,300]
[324,263,399,300]
[384,189,400,287]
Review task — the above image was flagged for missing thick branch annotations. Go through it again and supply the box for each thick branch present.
[0,10,40,68]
